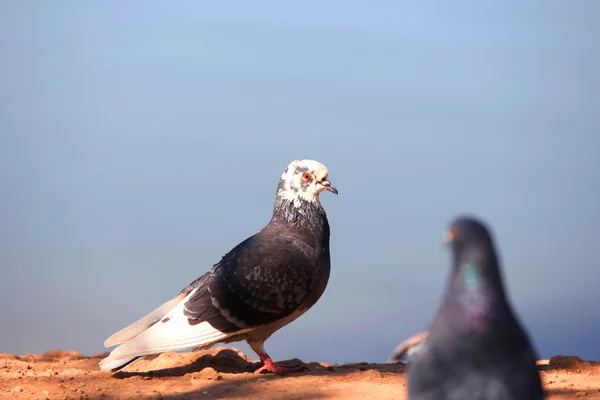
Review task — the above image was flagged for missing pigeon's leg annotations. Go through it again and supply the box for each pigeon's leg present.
[253,351,308,375]
[248,341,308,375]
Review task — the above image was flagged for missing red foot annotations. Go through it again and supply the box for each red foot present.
[254,353,309,375]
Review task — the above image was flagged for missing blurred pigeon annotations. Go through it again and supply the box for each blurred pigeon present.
[405,216,544,399]
[99,159,338,375]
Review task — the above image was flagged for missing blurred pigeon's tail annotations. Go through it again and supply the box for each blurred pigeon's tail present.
[388,330,429,363]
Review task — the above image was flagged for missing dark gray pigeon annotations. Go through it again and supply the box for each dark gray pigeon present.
[99,159,338,375]
[405,216,544,399]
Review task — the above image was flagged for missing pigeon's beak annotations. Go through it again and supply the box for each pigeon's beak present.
[319,180,338,195]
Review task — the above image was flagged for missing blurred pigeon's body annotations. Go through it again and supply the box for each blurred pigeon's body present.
[99,160,338,375]
[406,217,544,400]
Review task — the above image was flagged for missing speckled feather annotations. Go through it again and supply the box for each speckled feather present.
[182,198,330,331]
[407,217,544,400]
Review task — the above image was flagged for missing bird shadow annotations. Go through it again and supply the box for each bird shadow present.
[543,388,599,399]
[536,355,600,372]
[111,349,406,381]
[91,373,332,400]
[134,376,331,400]
[105,355,406,399]
[112,349,257,379]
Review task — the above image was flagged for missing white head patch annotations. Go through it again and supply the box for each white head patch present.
[276,159,331,208]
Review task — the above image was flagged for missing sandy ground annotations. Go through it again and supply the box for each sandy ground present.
[1,348,599,399]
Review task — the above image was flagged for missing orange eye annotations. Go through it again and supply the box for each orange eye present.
[444,227,458,243]
[449,228,458,241]
[302,172,312,181]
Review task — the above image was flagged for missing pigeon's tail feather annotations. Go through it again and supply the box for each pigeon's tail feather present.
[388,330,429,363]
[98,290,253,371]
[98,355,141,371]
[103,293,187,347]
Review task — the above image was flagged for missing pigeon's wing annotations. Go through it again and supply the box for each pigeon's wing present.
[99,231,320,371]
[183,232,320,329]
[514,347,545,399]
[492,331,545,399]
[406,339,453,399]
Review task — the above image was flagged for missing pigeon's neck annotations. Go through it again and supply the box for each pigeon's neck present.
[271,196,329,243]
[443,256,508,332]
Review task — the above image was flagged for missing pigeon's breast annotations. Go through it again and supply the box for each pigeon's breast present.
[302,216,331,310]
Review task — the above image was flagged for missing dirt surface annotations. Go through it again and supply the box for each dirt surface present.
[1,348,599,399]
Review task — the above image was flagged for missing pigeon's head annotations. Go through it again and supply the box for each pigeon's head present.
[276,160,338,207]
[444,216,497,269]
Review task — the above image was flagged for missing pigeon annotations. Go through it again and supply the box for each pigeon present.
[99,159,338,375]
[404,216,544,400]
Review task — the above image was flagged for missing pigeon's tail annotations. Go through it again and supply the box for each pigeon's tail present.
[104,293,187,348]
[98,354,141,371]
[388,330,429,363]
[99,290,253,371]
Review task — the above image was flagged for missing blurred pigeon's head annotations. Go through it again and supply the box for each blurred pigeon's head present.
[443,216,497,271]
[276,160,338,207]
[444,217,494,249]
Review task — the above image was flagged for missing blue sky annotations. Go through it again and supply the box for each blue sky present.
[1,1,599,364]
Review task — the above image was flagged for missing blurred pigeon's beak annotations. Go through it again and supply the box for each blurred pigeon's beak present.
[319,180,338,195]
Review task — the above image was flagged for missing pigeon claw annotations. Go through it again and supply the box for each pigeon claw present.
[254,363,309,375]
[254,356,309,375]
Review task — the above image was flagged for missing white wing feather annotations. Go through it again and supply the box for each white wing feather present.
[103,293,187,347]
[99,289,253,370]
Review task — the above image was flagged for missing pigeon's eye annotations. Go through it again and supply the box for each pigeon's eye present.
[302,172,312,181]
[444,227,459,244]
